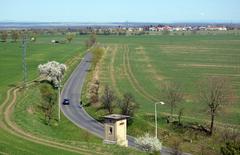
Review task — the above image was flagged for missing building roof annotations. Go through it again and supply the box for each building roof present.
[103,114,130,121]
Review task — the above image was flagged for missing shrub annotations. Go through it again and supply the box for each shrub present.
[135,133,162,153]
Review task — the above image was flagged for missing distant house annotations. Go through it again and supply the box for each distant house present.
[207,26,227,31]
[149,27,157,31]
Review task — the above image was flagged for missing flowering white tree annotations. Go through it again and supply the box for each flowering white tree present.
[38,61,67,121]
[135,133,162,153]
[38,61,67,87]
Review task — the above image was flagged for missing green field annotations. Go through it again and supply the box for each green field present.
[0,35,144,155]
[1,33,240,154]
[96,35,240,124]
[0,35,89,104]
[84,34,240,154]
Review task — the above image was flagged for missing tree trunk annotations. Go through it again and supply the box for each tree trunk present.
[210,113,215,135]
[170,104,173,122]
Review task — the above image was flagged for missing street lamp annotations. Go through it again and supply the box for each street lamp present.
[155,101,165,138]
[58,80,62,122]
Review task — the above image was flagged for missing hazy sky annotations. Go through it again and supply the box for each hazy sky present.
[1,0,240,22]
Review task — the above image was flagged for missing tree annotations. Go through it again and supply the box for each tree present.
[38,61,67,121]
[65,32,75,43]
[177,108,184,125]
[135,133,162,154]
[199,77,234,135]
[0,31,8,42]
[101,85,116,114]
[85,32,96,48]
[38,61,67,87]
[11,31,19,42]
[39,83,57,125]
[90,32,96,45]
[161,81,184,121]
[118,92,138,117]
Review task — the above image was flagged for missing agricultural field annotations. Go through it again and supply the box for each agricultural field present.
[84,34,240,154]
[0,34,144,155]
[97,35,240,124]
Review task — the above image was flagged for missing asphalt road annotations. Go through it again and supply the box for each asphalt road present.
[61,52,189,155]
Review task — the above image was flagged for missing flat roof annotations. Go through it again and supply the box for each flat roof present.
[103,114,130,120]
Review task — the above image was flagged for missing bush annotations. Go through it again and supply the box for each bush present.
[92,47,104,67]
[135,133,162,153]
[220,142,240,155]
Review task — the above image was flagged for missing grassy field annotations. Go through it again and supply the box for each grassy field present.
[0,35,89,104]
[1,33,240,154]
[97,35,240,125]
[0,35,145,155]
[84,34,240,154]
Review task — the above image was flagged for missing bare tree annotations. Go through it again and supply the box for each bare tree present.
[118,92,138,117]
[161,81,184,121]
[101,85,116,114]
[85,32,97,48]
[0,31,8,42]
[199,77,234,135]
[177,108,184,125]
[11,31,19,42]
[89,32,96,45]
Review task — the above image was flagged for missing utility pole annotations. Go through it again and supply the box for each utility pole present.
[22,32,27,87]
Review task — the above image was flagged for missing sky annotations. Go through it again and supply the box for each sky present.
[1,0,240,23]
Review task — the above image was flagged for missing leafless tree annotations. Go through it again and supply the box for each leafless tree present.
[89,32,96,45]
[101,85,116,114]
[161,81,184,121]
[0,31,8,42]
[11,31,19,42]
[199,77,234,135]
[118,92,138,117]
[178,108,184,125]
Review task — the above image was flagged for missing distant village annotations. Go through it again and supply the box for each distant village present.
[145,25,228,31]
[1,22,239,36]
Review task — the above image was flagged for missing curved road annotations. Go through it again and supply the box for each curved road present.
[61,52,188,155]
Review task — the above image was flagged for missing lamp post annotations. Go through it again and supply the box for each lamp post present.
[58,80,62,122]
[155,101,165,138]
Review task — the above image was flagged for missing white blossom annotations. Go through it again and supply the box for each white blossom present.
[38,61,67,87]
[135,133,162,152]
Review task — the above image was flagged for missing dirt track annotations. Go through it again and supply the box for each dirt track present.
[0,84,106,155]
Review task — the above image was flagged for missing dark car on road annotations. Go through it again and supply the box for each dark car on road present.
[63,98,70,105]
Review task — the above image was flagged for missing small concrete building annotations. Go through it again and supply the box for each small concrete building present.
[103,114,129,147]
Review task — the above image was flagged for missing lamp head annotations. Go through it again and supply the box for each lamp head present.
[160,101,165,105]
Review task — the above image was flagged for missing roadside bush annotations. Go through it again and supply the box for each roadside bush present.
[39,83,57,125]
[221,142,240,155]
[220,129,240,155]
[92,46,104,68]
[135,133,162,154]
[89,79,100,104]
